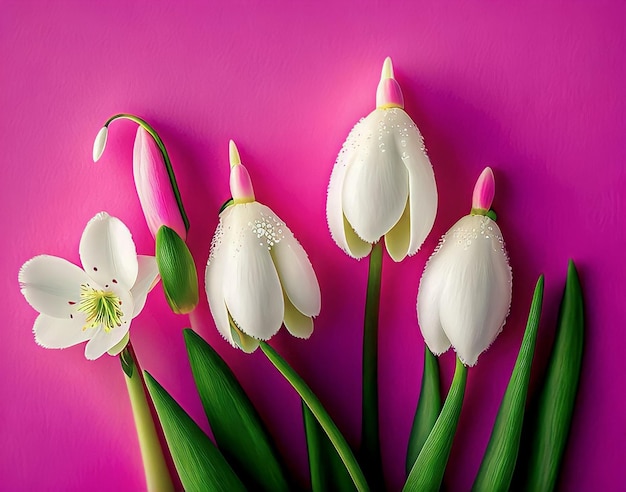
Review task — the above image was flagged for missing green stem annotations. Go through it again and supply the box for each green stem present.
[103,113,189,232]
[403,357,468,492]
[361,241,383,488]
[122,342,176,492]
[260,342,370,492]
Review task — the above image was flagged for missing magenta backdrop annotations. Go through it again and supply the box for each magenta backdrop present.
[1,1,624,490]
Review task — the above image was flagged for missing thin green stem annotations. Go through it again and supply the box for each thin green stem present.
[122,342,176,492]
[103,113,189,231]
[361,241,383,488]
[260,342,370,492]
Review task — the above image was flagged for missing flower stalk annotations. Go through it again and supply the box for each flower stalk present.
[122,342,176,492]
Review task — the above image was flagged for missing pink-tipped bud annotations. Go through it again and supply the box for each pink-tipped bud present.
[472,167,496,211]
[376,57,404,109]
[133,127,187,240]
[229,140,255,203]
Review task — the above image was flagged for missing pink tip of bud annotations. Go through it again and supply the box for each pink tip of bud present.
[133,127,187,240]
[376,57,404,109]
[230,163,255,203]
[472,167,495,211]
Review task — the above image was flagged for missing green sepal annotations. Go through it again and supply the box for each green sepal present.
[156,225,199,314]
[184,329,290,492]
[403,357,468,492]
[219,198,234,214]
[406,347,442,476]
[119,344,135,378]
[517,260,584,491]
[144,371,246,492]
[472,275,544,491]
[303,401,356,492]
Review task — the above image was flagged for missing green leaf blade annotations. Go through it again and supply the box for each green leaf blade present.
[184,329,290,492]
[144,371,246,492]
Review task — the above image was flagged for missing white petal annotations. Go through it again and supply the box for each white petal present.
[417,242,452,355]
[268,208,320,317]
[425,215,512,366]
[385,200,411,262]
[85,323,131,360]
[33,313,91,349]
[205,218,236,347]
[228,316,261,353]
[130,255,160,317]
[107,331,130,356]
[19,255,90,318]
[327,140,372,259]
[283,294,314,339]
[79,212,138,291]
[222,204,284,340]
[341,109,409,243]
[400,110,438,256]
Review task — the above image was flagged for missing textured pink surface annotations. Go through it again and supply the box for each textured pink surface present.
[2,1,624,490]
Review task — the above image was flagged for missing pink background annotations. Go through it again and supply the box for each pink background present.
[2,1,624,490]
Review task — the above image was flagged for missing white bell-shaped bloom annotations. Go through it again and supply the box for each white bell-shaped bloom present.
[205,141,321,353]
[417,168,512,366]
[327,57,437,262]
[19,212,159,360]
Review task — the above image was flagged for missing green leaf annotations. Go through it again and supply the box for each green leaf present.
[520,260,584,491]
[184,329,290,492]
[260,342,370,492]
[156,226,199,314]
[472,275,544,491]
[403,357,468,492]
[144,371,246,492]
[405,347,442,476]
[303,401,356,492]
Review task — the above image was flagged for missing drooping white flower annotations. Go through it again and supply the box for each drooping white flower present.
[327,57,438,262]
[19,212,159,360]
[205,141,321,353]
[417,168,512,366]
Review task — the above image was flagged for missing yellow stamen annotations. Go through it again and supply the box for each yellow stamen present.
[77,284,124,333]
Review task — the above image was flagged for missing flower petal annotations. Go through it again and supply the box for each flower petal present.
[79,212,139,291]
[283,294,314,339]
[327,140,372,259]
[33,313,91,349]
[428,215,512,366]
[19,255,90,318]
[385,200,411,262]
[228,312,261,353]
[400,110,438,256]
[107,331,130,356]
[205,219,236,347]
[269,208,321,317]
[222,204,284,340]
[341,109,409,243]
[130,255,160,317]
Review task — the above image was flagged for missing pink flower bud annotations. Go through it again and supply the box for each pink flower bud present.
[472,167,495,212]
[376,57,404,109]
[133,127,187,240]
[228,140,255,203]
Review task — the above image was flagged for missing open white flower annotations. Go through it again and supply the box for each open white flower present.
[205,141,321,353]
[417,168,512,366]
[19,212,159,360]
[327,57,438,262]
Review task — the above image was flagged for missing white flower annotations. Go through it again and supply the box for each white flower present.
[327,57,437,262]
[19,212,159,360]
[205,141,321,353]
[417,168,512,366]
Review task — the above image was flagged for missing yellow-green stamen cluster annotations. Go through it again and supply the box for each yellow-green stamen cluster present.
[77,284,124,332]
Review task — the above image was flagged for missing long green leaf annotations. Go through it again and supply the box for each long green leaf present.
[472,275,544,491]
[260,342,370,492]
[184,329,290,492]
[405,347,442,476]
[303,401,356,492]
[144,372,246,492]
[522,260,584,491]
[403,357,468,492]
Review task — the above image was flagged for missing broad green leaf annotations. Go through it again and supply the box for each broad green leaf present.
[405,347,441,476]
[144,371,246,492]
[184,329,290,492]
[303,401,355,492]
[473,275,544,491]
